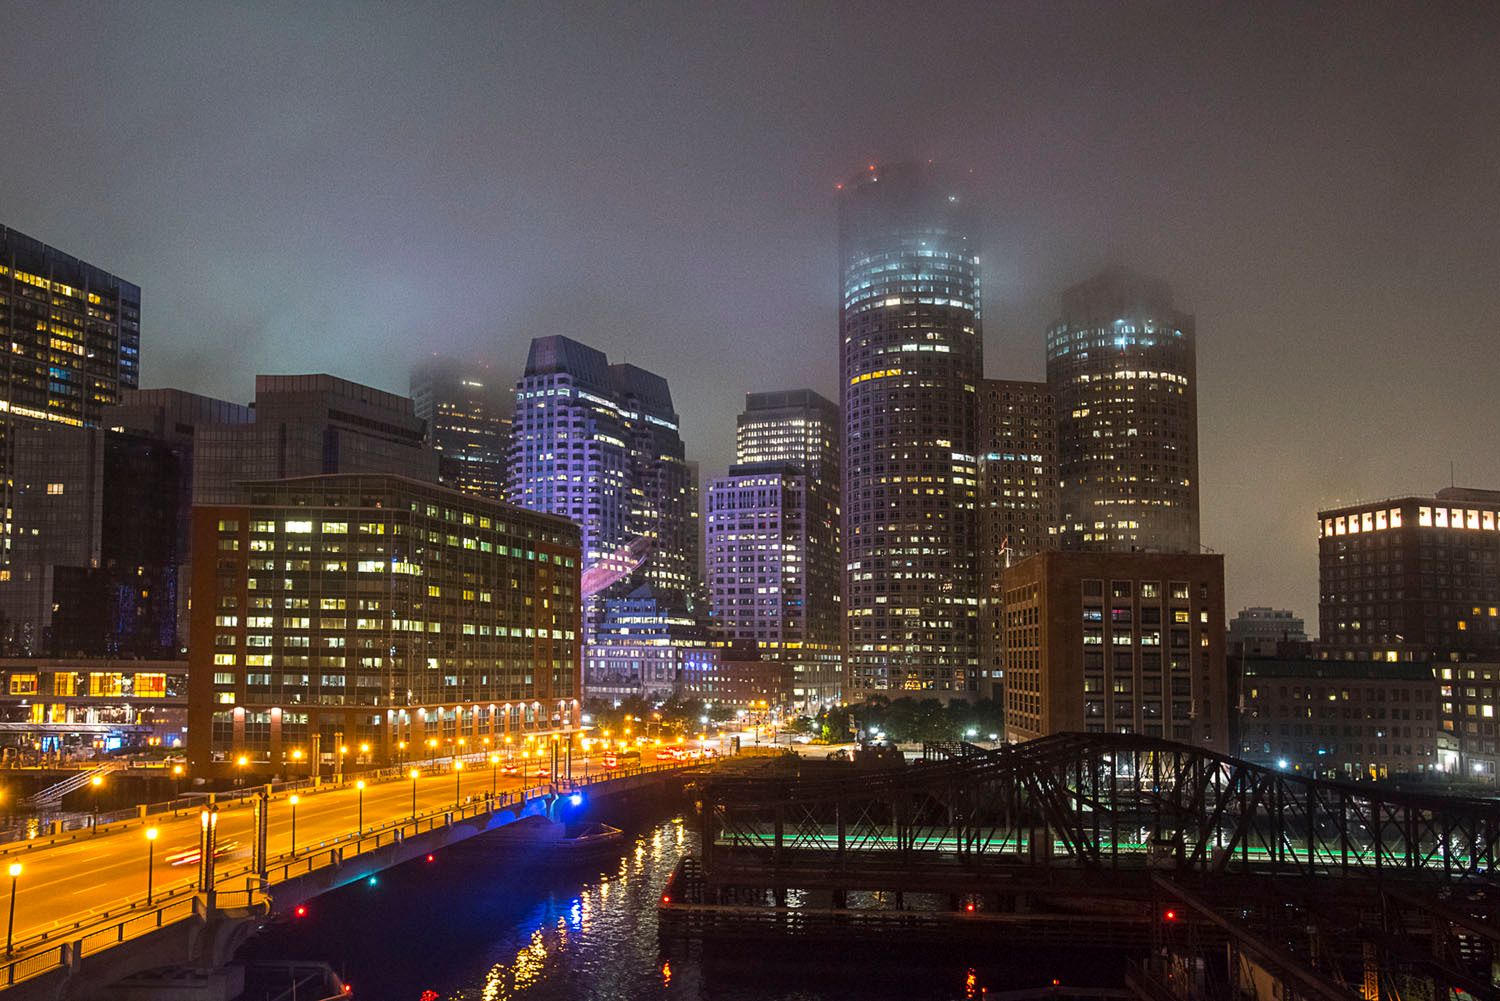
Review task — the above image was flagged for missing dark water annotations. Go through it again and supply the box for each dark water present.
[240,807,1122,1001]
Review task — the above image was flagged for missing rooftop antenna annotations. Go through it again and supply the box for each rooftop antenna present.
[1451,459,1456,489]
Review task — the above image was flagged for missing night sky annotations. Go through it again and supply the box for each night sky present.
[3,2,1498,628]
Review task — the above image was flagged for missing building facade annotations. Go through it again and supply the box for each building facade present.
[193,374,438,505]
[679,644,783,710]
[1002,551,1228,751]
[0,226,140,566]
[187,475,581,777]
[1238,659,1438,781]
[509,336,700,631]
[1437,661,1498,783]
[410,356,512,499]
[707,390,841,709]
[839,162,983,699]
[1318,488,1500,662]
[976,378,1058,698]
[1228,607,1308,658]
[0,658,186,756]
[1047,268,1199,554]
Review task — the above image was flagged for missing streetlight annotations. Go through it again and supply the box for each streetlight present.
[289,794,300,854]
[171,764,185,796]
[489,754,500,797]
[409,768,420,820]
[144,828,159,903]
[90,774,104,831]
[355,780,366,831]
[5,863,19,957]
[453,760,464,804]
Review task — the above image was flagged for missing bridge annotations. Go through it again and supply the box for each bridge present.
[664,733,1500,1001]
[0,750,737,999]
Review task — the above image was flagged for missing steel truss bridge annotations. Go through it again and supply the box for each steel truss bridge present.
[673,733,1500,1001]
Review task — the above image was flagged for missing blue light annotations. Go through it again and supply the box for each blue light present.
[367,876,378,886]
[569,793,583,807]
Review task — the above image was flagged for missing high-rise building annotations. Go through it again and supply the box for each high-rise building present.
[410,356,512,499]
[509,336,700,631]
[839,162,983,699]
[192,374,438,504]
[976,378,1058,698]
[1228,607,1309,658]
[1318,488,1500,662]
[0,226,140,564]
[1001,550,1228,752]
[1047,268,1200,554]
[0,390,249,658]
[187,474,581,777]
[1435,661,1499,783]
[707,391,842,709]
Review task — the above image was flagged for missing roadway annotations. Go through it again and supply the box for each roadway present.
[0,755,612,951]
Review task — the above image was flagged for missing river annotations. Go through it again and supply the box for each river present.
[239,808,1119,1001]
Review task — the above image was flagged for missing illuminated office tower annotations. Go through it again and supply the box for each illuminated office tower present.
[707,390,842,708]
[1047,268,1199,553]
[509,336,700,632]
[0,225,140,563]
[839,162,983,699]
[976,378,1058,696]
[410,356,512,499]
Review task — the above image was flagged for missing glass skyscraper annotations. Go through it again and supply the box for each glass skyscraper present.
[410,356,512,499]
[508,336,700,638]
[839,162,983,698]
[1047,268,1200,554]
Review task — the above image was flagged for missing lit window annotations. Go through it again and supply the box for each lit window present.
[45,483,64,495]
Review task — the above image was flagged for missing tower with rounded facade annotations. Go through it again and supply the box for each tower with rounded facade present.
[838,162,983,698]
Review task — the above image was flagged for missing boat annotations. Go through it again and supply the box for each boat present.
[534,821,624,865]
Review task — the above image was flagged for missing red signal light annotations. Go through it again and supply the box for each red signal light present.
[426,854,435,863]
[294,905,307,918]
[661,894,671,904]
[965,902,975,912]
[1164,909,1178,922]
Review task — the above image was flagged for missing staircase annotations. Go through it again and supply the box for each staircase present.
[24,762,122,808]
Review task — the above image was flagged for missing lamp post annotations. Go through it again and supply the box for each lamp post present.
[144,827,159,903]
[5,862,19,957]
[521,750,529,786]
[409,768,420,820]
[288,794,299,854]
[355,780,366,831]
[489,754,500,798]
[453,760,463,805]
[171,764,185,797]
[89,774,104,832]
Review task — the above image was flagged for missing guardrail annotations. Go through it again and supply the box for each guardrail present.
[0,753,716,990]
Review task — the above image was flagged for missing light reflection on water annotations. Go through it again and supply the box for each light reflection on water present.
[242,812,1108,1001]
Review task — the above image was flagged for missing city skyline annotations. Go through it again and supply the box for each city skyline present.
[3,4,1499,627]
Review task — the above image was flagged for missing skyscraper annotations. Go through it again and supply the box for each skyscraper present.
[509,336,700,633]
[410,356,512,499]
[707,390,842,708]
[1047,268,1200,554]
[839,162,983,699]
[0,225,140,564]
[976,378,1058,696]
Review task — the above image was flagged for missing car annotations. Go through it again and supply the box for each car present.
[501,764,520,776]
[602,755,620,769]
[166,839,241,867]
[534,767,552,780]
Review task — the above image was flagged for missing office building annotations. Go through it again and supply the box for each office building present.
[509,336,700,630]
[193,374,437,504]
[1238,659,1438,781]
[583,585,711,702]
[707,391,842,709]
[186,474,581,776]
[679,643,783,710]
[1228,607,1308,658]
[0,226,140,564]
[1436,661,1498,783]
[410,356,512,499]
[1318,488,1500,662]
[976,378,1058,697]
[839,161,983,699]
[1047,268,1200,554]
[1002,551,1227,752]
